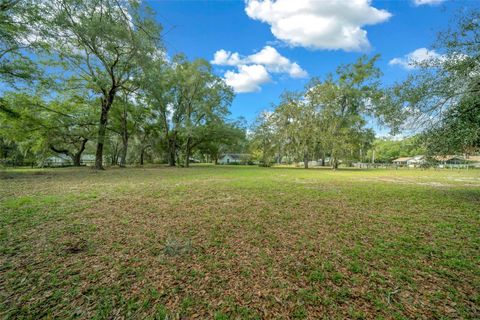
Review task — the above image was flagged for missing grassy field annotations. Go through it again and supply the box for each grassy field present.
[1,165,479,319]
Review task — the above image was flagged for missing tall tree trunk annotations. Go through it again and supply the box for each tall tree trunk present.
[120,139,128,167]
[303,152,309,169]
[72,138,88,166]
[119,128,128,168]
[332,157,338,170]
[95,108,108,169]
[95,91,115,170]
[185,138,191,168]
[140,148,145,165]
[167,135,176,166]
[120,103,128,167]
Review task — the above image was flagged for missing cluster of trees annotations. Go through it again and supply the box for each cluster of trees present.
[0,0,246,169]
[250,8,479,168]
[250,56,384,169]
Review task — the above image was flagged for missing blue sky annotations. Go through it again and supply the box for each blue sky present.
[151,0,469,133]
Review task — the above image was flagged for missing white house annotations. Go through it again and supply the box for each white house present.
[218,153,250,164]
[392,157,411,166]
[407,155,426,167]
[42,154,96,167]
[43,154,72,167]
[392,155,426,167]
[465,155,480,168]
[81,154,96,166]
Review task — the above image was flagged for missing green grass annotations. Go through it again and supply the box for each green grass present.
[1,165,479,319]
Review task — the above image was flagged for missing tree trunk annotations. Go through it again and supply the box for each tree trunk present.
[332,157,338,170]
[95,108,108,170]
[119,104,128,168]
[119,132,128,168]
[95,90,115,170]
[303,153,309,169]
[72,138,88,166]
[140,148,145,165]
[120,140,128,167]
[185,138,191,168]
[168,137,176,166]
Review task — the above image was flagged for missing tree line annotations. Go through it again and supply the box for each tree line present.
[249,8,479,168]
[1,1,478,170]
[0,0,245,169]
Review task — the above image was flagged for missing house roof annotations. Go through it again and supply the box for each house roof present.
[47,154,70,161]
[433,155,463,162]
[220,153,250,160]
[412,155,425,160]
[81,154,95,161]
[393,157,411,162]
[465,155,480,162]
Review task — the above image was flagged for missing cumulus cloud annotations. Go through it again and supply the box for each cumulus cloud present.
[412,0,446,6]
[248,46,308,78]
[211,50,242,66]
[244,0,391,52]
[212,46,307,93]
[224,64,271,93]
[389,48,444,70]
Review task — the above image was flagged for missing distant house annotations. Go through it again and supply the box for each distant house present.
[43,154,96,167]
[81,154,96,165]
[218,153,250,164]
[407,155,426,167]
[465,155,480,168]
[43,154,72,167]
[392,155,426,167]
[392,157,411,166]
[434,155,463,166]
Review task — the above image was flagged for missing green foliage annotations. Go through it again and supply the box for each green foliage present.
[0,0,44,85]
[368,137,425,163]
[251,56,380,168]
[0,91,97,165]
[386,8,480,154]
[421,95,480,156]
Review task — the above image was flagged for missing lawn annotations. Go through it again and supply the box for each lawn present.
[0,165,479,319]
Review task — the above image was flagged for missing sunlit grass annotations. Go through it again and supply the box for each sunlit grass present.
[1,165,479,319]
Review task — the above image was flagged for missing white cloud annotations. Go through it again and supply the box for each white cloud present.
[412,0,446,6]
[247,46,308,78]
[211,46,307,93]
[211,50,242,66]
[244,0,391,52]
[224,64,271,93]
[389,48,444,70]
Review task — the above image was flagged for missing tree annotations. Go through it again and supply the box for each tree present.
[0,0,43,85]
[421,95,480,156]
[386,8,480,153]
[109,89,149,167]
[306,56,380,169]
[250,112,277,166]
[0,92,96,166]
[173,57,233,167]
[41,0,162,169]
[141,55,177,166]
[271,91,319,168]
